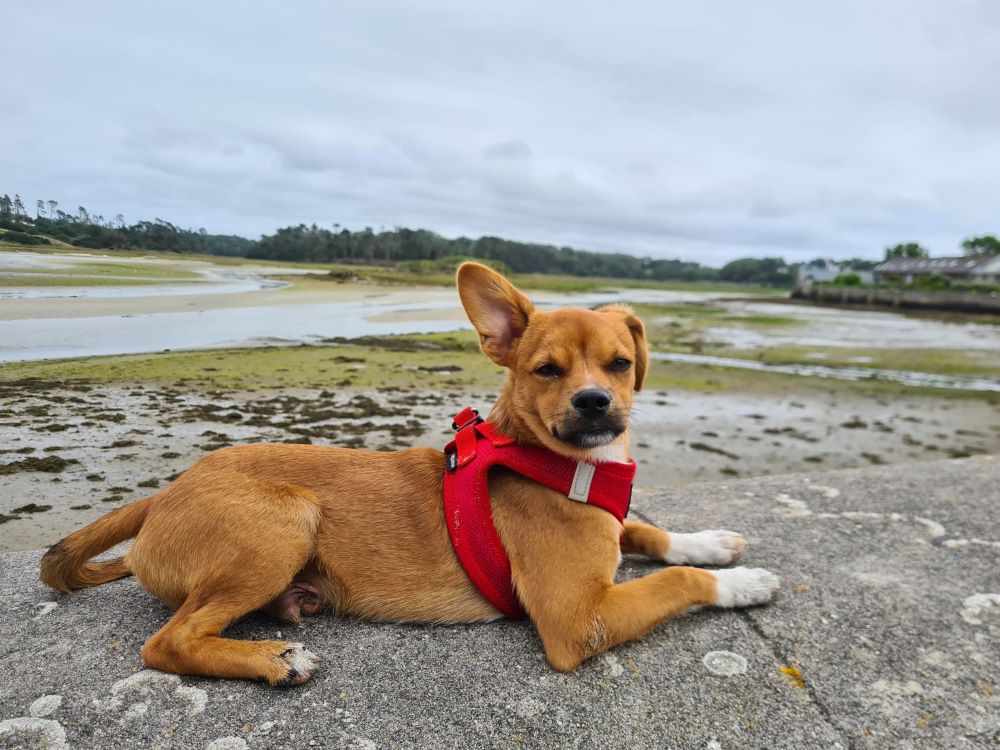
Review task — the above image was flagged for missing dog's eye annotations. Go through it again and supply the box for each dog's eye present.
[534,363,561,377]
[609,357,632,372]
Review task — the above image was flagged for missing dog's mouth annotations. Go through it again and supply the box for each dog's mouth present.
[551,416,626,449]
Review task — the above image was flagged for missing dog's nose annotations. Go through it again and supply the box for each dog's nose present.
[571,388,612,417]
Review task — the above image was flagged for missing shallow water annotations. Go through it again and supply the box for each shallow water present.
[0,290,697,362]
[0,252,295,300]
[0,256,722,363]
[0,297,465,362]
[0,278,286,300]
[2,252,999,394]
[711,300,1000,352]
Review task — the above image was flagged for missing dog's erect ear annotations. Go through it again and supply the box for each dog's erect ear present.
[598,304,648,391]
[456,262,535,366]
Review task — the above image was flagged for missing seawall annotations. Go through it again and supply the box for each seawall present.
[791,284,1000,314]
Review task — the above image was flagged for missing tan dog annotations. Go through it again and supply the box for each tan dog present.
[41,262,779,684]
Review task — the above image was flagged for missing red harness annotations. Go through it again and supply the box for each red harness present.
[442,407,636,619]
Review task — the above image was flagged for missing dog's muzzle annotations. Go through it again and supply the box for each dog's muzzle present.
[552,411,627,449]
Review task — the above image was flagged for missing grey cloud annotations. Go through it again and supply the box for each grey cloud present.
[1,0,998,265]
[484,141,533,161]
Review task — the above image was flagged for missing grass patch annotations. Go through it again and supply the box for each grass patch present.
[3,333,992,403]
[630,302,733,350]
[302,266,783,295]
[33,261,202,280]
[0,340,503,391]
[632,303,729,318]
[712,345,1000,377]
[0,275,189,287]
[627,306,804,347]
[645,358,997,400]
[719,314,800,327]
[0,257,203,286]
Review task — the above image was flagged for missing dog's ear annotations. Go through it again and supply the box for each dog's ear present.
[598,304,648,391]
[456,263,535,366]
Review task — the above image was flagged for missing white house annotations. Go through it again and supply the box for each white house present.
[873,256,1000,284]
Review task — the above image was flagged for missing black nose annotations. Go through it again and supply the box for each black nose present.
[571,388,612,417]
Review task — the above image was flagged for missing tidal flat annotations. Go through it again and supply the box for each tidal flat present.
[2,337,998,552]
[2,247,998,552]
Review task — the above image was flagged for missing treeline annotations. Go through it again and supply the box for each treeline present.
[247,224,728,282]
[0,193,254,257]
[1,190,804,285]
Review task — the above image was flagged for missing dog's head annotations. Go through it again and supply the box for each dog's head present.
[457,262,647,461]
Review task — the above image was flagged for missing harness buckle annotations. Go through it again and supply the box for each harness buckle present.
[447,407,484,473]
[451,407,482,432]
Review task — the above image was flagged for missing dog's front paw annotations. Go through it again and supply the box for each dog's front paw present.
[665,530,746,566]
[712,567,780,608]
[272,643,320,687]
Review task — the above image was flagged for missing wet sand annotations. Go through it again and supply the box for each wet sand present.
[0,280,434,320]
[2,378,997,552]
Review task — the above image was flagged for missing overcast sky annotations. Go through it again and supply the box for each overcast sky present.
[3,1,998,266]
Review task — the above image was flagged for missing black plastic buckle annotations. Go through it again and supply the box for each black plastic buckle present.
[451,409,481,432]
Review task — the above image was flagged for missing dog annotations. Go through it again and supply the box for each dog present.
[41,262,779,684]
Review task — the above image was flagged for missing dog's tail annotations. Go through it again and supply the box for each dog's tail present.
[40,496,155,593]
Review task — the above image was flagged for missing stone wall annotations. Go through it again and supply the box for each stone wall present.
[792,285,1000,314]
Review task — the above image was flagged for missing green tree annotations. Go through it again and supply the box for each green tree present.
[832,273,862,287]
[13,194,26,219]
[718,257,793,286]
[36,199,44,218]
[48,200,58,219]
[961,235,1000,257]
[884,242,929,260]
[0,194,11,221]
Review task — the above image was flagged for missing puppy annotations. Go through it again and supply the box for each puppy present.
[41,262,779,684]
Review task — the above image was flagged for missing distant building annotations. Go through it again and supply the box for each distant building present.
[797,263,874,285]
[873,256,1000,284]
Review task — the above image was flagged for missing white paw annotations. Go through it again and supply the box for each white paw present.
[274,643,320,687]
[713,567,780,608]
[665,530,746,566]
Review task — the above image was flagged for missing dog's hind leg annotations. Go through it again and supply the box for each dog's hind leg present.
[141,580,321,686]
[135,480,324,685]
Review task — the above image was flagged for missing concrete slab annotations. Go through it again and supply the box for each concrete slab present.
[1,456,998,749]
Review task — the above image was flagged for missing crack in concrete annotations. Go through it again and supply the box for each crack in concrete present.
[629,505,855,746]
[740,610,856,750]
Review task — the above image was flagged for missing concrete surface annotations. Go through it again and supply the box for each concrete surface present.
[1,455,998,749]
